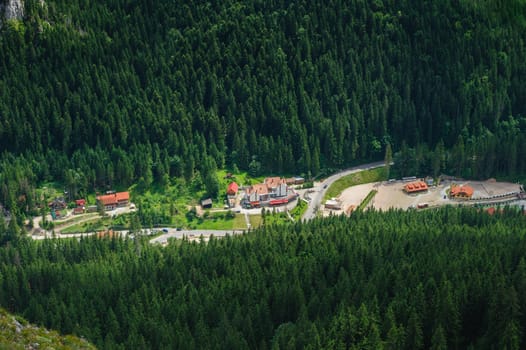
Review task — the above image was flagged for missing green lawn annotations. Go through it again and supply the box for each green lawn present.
[249,215,262,228]
[60,216,112,234]
[357,190,378,211]
[324,167,387,201]
[233,214,248,229]
[290,199,308,221]
[190,213,248,230]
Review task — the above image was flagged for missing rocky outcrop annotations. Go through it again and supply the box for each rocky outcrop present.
[0,0,24,22]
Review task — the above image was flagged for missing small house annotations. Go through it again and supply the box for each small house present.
[201,198,213,209]
[73,207,85,215]
[294,177,305,185]
[227,182,239,197]
[325,199,341,210]
[48,197,67,210]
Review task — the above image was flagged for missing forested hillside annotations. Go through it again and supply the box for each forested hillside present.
[1,0,526,218]
[0,208,525,348]
[0,307,95,349]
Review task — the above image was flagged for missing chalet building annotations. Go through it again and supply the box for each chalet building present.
[226,182,239,208]
[449,185,474,198]
[48,197,67,210]
[73,207,85,215]
[96,191,130,211]
[226,182,239,197]
[244,177,296,207]
[404,181,429,194]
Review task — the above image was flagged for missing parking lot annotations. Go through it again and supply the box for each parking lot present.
[330,179,523,213]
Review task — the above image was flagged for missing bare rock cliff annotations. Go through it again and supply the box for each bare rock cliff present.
[0,0,24,21]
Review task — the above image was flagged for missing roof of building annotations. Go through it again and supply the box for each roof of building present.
[97,192,130,206]
[450,185,474,197]
[404,181,429,193]
[75,199,86,206]
[73,207,84,213]
[264,177,286,189]
[246,183,269,196]
[201,198,213,207]
[227,182,239,195]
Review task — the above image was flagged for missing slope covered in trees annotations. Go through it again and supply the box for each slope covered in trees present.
[0,208,525,348]
[1,0,526,218]
[0,307,95,349]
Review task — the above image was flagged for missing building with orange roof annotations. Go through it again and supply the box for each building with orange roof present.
[404,181,429,194]
[449,185,474,198]
[96,191,130,211]
[226,182,239,196]
[245,177,290,205]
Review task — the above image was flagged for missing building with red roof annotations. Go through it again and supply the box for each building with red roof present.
[450,185,474,198]
[73,207,85,215]
[96,191,130,211]
[404,181,429,194]
[227,182,239,196]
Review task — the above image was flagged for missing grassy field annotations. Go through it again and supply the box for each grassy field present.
[191,213,248,230]
[249,215,262,228]
[324,167,387,201]
[60,216,112,234]
[59,213,132,234]
[357,190,378,211]
[290,199,308,221]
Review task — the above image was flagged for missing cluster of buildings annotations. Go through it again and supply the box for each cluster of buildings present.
[241,177,299,208]
[47,191,131,220]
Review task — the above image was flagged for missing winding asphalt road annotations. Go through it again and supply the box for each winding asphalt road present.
[301,161,385,221]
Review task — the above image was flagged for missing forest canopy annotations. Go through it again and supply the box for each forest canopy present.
[0,208,525,348]
[0,0,525,214]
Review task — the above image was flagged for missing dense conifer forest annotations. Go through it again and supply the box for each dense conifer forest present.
[0,208,525,349]
[1,1,526,348]
[1,0,526,218]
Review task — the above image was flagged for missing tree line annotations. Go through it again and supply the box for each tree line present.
[0,207,525,348]
[0,0,525,218]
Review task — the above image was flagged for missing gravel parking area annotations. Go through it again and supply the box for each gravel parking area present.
[337,179,523,212]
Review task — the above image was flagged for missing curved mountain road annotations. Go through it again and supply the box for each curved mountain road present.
[301,161,385,221]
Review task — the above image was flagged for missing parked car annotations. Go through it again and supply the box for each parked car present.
[162,228,169,233]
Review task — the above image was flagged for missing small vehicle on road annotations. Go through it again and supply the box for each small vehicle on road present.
[162,228,169,233]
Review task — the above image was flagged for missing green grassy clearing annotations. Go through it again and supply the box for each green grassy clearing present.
[357,190,378,211]
[59,213,132,234]
[290,199,308,221]
[324,167,387,201]
[249,215,262,228]
[188,213,247,230]
[60,217,112,234]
